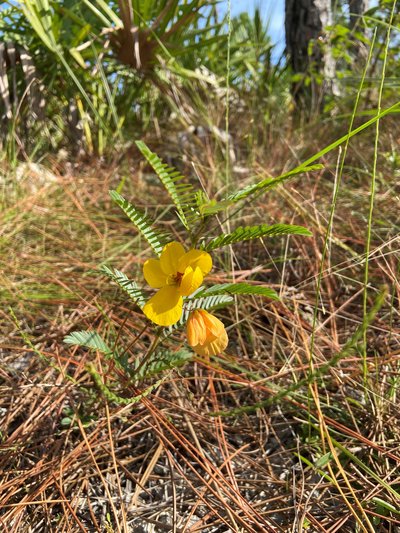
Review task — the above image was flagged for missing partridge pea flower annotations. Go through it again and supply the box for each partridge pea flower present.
[186,309,228,357]
[143,242,212,326]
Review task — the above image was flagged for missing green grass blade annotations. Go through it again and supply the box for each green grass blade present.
[362,1,396,388]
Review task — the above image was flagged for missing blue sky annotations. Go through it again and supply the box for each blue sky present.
[223,0,286,60]
[221,0,379,62]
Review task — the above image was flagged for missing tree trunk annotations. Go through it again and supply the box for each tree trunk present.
[348,0,369,62]
[285,0,338,113]
[348,0,369,30]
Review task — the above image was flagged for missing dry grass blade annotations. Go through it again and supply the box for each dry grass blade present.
[1,97,400,532]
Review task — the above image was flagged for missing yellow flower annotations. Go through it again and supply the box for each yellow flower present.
[186,309,228,357]
[143,242,212,326]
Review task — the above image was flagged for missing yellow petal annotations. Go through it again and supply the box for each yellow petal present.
[187,310,207,346]
[160,242,185,275]
[143,286,183,326]
[201,311,225,338]
[178,249,212,276]
[186,317,198,346]
[192,328,228,358]
[187,309,228,357]
[179,266,203,296]
[143,259,168,288]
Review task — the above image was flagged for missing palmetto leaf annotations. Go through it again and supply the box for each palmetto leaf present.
[100,265,146,309]
[136,141,196,229]
[203,224,312,251]
[19,0,56,51]
[195,283,279,300]
[110,190,171,256]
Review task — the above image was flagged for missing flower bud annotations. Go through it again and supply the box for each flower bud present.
[186,309,228,357]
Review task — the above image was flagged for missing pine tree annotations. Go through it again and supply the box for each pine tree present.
[285,0,339,113]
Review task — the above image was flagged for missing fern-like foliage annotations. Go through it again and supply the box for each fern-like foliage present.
[64,330,113,355]
[110,190,171,256]
[195,283,279,300]
[184,294,234,315]
[133,348,193,381]
[64,330,192,382]
[100,265,146,309]
[202,224,312,251]
[198,198,234,216]
[162,294,234,337]
[86,363,166,405]
[136,141,197,230]
[64,330,128,371]
[227,165,324,203]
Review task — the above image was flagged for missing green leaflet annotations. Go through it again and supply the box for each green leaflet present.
[110,190,171,256]
[184,294,234,313]
[227,165,324,203]
[203,224,312,251]
[64,329,129,372]
[136,141,197,229]
[195,283,279,300]
[86,363,165,405]
[64,330,114,356]
[64,330,192,382]
[198,198,234,216]
[100,265,146,309]
[132,348,193,381]
[162,294,234,336]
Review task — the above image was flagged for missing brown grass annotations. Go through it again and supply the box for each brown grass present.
[1,122,400,532]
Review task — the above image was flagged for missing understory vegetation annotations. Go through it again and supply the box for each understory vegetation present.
[0,1,400,531]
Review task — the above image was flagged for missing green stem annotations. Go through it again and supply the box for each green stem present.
[362,2,396,389]
[133,331,162,376]
[86,363,164,405]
